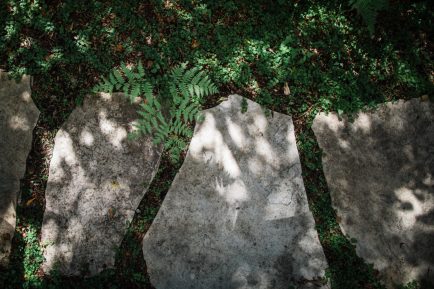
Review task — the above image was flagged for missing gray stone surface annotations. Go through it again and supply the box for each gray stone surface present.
[41,93,162,276]
[143,95,328,289]
[312,98,434,288]
[0,71,39,266]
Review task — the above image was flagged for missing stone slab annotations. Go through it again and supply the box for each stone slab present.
[312,98,434,288]
[41,93,162,276]
[0,71,39,266]
[143,95,328,289]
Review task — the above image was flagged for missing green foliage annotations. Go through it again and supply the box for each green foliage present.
[22,225,44,284]
[398,281,420,289]
[94,63,218,160]
[93,62,149,102]
[350,0,389,35]
[240,97,248,113]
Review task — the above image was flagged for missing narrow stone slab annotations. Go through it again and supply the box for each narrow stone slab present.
[143,95,328,289]
[41,93,162,276]
[312,99,434,288]
[0,71,40,266]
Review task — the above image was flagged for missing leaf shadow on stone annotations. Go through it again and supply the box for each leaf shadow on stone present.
[0,73,40,273]
[143,95,328,289]
[38,93,162,278]
[312,99,434,288]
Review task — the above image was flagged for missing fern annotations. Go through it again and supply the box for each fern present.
[94,63,218,161]
[93,61,151,103]
[350,0,388,35]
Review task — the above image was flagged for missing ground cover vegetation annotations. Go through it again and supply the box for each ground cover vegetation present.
[0,0,432,288]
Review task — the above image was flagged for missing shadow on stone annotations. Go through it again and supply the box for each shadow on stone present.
[0,71,40,267]
[143,95,328,289]
[312,98,434,288]
[40,92,162,276]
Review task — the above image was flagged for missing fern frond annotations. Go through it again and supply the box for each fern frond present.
[351,0,388,35]
[94,62,218,161]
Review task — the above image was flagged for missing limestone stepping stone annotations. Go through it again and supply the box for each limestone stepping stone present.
[143,95,328,289]
[312,98,434,288]
[41,93,162,276]
[0,71,40,266]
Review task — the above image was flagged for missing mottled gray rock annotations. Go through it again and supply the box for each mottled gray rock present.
[41,93,162,276]
[0,71,39,266]
[143,95,328,289]
[312,98,434,288]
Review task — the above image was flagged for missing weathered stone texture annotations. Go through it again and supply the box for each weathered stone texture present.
[143,95,328,289]
[41,93,162,276]
[0,71,39,266]
[312,98,434,288]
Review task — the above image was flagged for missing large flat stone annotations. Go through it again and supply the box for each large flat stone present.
[143,95,328,289]
[41,93,162,276]
[312,99,434,288]
[0,71,40,266]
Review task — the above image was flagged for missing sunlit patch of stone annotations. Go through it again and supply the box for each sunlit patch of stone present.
[20,91,32,102]
[255,137,279,168]
[8,114,30,130]
[264,188,294,221]
[226,117,246,148]
[2,201,16,227]
[79,127,94,147]
[286,127,300,164]
[215,178,249,229]
[50,131,78,181]
[423,173,433,186]
[191,112,241,178]
[338,139,350,149]
[98,109,127,150]
[394,186,424,229]
[318,113,345,133]
[294,227,328,279]
[231,263,269,289]
[251,110,267,133]
[353,112,372,134]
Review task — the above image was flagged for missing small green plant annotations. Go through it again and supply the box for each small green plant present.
[22,224,44,287]
[350,0,389,35]
[398,281,420,289]
[94,63,218,160]
[240,97,248,113]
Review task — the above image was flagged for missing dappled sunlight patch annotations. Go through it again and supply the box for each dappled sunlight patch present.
[79,127,94,147]
[49,130,80,183]
[41,92,162,276]
[215,178,248,206]
[143,95,328,289]
[98,109,128,150]
[215,178,248,230]
[394,187,424,229]
[423,173,433,186]
[226,117,247,149]
[190,112,241,178]
[263,182,306,221]
[0,71,40,266]
[255,137,279,169]
[8,114,30,131]
[230,263,270,289]
[312,98,434,287]
[352,112,372,134]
